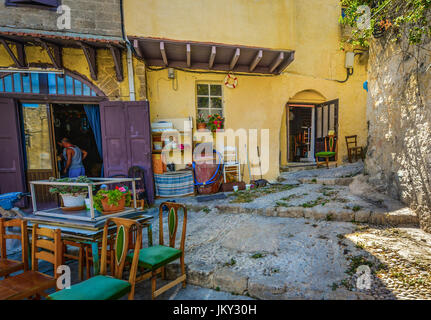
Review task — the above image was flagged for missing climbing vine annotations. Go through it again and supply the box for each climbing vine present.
[340,0,431,48]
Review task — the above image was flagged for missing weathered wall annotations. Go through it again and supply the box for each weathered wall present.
[0,0,122,37]
[365,36,431,232]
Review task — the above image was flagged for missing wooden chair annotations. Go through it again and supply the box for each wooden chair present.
[48,217,142,300]
[345,135,364,163]
[0,218,28,278]
[0,225,62,300]
[316,135,338,168]
[62,240,86,281]
[84,237,115,278]
[130,202,187,300]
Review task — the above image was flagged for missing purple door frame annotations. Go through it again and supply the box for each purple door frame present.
[100,101,155,204]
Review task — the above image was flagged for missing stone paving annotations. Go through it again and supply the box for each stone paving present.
[9,162,431,300]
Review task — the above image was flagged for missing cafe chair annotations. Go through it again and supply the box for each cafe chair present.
[0,225,62,300]
[48,217,142,300]
[316,134,338,169]
[0,218,29,278]
[345,135,364,163]
[129,202,187,300]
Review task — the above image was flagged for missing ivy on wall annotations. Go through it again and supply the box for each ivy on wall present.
[340,0,431,48]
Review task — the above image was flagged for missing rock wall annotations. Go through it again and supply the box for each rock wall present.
[365,34,431,232]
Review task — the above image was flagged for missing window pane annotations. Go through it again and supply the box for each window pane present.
[197,84,209,96]
[198,97,209,108]
[22,74,31,93]
[210,85,222,96]
[13,73,21,92]
[57,76,65,94]
[74,80,82,95]
[4,75,13,92]
[210,108,223,116]
[197,108,210,119]
[83,84,90,96]
[22,104,52,170]
[48,73,56,94]
[210,97,222,109]
[65,75,74,95]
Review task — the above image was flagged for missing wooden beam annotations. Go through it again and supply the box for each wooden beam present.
[0,38,26,68]
[109,45,123,82]
[275,51,295,74]
[186,43,191,67]
[79,42,97,80]
[209,46,216,69]
[269,52,284,73]
[36,38,62,69]
[229,48,240,70]
[249,50,263,72]
[160,42,168,66]
[133,39,144,59]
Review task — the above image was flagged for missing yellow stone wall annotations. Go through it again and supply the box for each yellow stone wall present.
[125,0,368,180]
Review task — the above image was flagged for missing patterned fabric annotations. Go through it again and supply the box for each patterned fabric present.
[154,171,194,197]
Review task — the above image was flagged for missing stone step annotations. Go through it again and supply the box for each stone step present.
[186,203,419,227]
[298,177,354,186]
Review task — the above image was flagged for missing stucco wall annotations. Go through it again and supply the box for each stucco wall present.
[0,0,122,37]
[365,36,431,232]
[127,0,368,180]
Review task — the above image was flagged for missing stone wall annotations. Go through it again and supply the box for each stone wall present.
[0,0,122,37]
[365,34,431,232]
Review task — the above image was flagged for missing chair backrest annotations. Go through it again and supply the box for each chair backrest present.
[100,218,142,284]
[159,202,187,252]
[0,218,28,269]
[325,135,337,153]
[345,135,358,149]
[31,225,62,278]
[223,146,238,164]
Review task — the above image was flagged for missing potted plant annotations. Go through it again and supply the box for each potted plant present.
[207,113,224,132]
[94,186,132,214]
[197,113,207,130]
[48,176,93,209]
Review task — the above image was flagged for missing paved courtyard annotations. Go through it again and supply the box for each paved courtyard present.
[12,162,431,300]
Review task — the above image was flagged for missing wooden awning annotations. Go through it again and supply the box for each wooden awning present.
[130,37,295,75]
[0,28,126,81]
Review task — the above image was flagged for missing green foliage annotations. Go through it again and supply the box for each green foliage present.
[93,188,132,212]
[48,176,94,195]
[340,0,431,47]
[251,253,266,259]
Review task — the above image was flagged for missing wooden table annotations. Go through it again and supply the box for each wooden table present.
[24,212,153,275]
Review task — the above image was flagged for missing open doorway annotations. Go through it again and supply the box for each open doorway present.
[52,104,102,178]
[287,104,315,163]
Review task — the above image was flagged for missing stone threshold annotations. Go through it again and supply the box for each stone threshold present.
[186,203,419,227]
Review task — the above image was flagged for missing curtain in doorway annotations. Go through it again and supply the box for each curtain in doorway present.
[84,105,103,176]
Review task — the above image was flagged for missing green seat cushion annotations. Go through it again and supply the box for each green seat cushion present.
[316,151,336,157]
[48,275,131,300]
[127,245,182,270]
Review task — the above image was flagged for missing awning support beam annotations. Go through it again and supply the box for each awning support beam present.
[160,42,168,66]
[37,38,63,69]
[249,50,263,72]
[209,46,216,69]
[133,39,144,59]
[109,45,124,82]
[229,48,240,70]
[79,41,97,80]
[186,43,191,67]
[269,52,284,73]
[0,38,27,68]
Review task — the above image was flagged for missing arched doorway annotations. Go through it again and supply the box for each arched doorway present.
[285,90,338,164]
[0,70,106,205]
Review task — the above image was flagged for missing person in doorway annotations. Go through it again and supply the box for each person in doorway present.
[59,138,88,177]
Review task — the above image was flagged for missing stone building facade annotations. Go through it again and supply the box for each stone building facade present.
[365,34,431,232]
[0,0,122,37]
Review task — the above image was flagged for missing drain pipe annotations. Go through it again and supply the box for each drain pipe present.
[120,0,136,101]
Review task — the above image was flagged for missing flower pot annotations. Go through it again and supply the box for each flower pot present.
[197,123,207,130]
[61,193,87,208]
[100,194,126,214]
